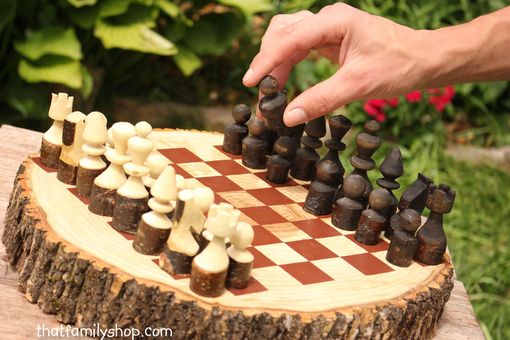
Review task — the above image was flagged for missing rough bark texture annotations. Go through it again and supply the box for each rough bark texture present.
[2,160,455,340]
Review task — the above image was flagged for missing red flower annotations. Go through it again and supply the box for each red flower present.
[385,98,399,107]
[428,86,455,112]
[363,99,387,122]
[405,91,422,102]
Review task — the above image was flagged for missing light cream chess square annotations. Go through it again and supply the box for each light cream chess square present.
[238,212,257,225]
[276,186,309,203]
[179,162,221,178]
[227,173,271,190]
[270,203,316,221]
[312,257,365,281]
[316,235,366,257]
[264,222,311,242]
[256,243,307,265]
[251,266,302,290]
[188,145,230,161]
[219,191,264,208]
[234,159,265,173]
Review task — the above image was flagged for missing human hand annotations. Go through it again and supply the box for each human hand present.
[243,3,434,126]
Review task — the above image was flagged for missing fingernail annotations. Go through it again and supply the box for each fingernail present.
[285,108,307,127]
[243,68,254,84]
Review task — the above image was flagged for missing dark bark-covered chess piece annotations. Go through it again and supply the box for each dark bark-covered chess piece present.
[377,147,404,237]
[398,173,434,214]
[355,188,392,245]
[262,129,278,154]
[258,75,287,136]
[303,160,341,216]
[242,117,268,169]
[290,116,326,181]
[317,115,352,187]
[223,104,251,155]
[386,209,421,267]
[266,136,297,184]
[331,174,366,231]
[226,222,254,289]
[415,184,456,265]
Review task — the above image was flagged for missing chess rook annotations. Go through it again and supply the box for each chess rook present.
[290,116,326,181]
[226,222,254,289]
[258,75,287,135]
[386,209,421,267]
[223,104,251,155]
[355,188,392,245]
[89,122,136,216]
[331,174,366,231]
[242,117,268,169]
[415,184,456,265]
[303,160,340,215]
[190,203,240,297]
[57,111,86,184]
[76,112,108,198]
[40,93,74,168]
[133,166,176,255]
[143,153,170,191]
[377,147,404,237]
[266,136,297,184]
[111,133,154,234]
[399,173,434,214]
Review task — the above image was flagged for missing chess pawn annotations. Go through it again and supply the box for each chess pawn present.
[226,222,254,289]
[143,153,170,191]
[386,209,421,267]
[190,203,240,297]
[111,134,154,234]
[331,174,366,231]
[223,104,251,155]
[135,121,152,138]
[76,112,108,198]
[242,117,268,169]
[376,147,404,237]
[415,184,456,265]
[290,116,326,181]
[133,166,177,255]
[40,93,73,168]
[186,186,215,250]
[258,75,287,135]
[262,129,279,154]
[355,188,392,245]
[266,136,297,184]
[399,173,434,214]
[57,111,86,184]
[89,122,136,216]
[303,160,341,216]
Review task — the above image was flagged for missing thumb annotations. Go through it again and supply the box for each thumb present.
[283,70,361,126]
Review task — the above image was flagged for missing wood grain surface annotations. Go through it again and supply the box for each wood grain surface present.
[0,124,484,339]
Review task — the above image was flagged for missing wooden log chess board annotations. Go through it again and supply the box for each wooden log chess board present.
[3,129,454,339]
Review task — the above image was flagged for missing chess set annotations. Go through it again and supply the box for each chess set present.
[2,77,456,339]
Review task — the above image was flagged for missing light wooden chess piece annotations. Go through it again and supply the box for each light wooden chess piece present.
[89,122,136,216]
[190,202,240,297]
[57,111,86,184]
[143,153,170,191]
[160,189,201,275]
[135,121,152,139]
[76,112,108,198]
[133,166,177,255]
[226,222,254,289]
[111,132,154,234]
[188,187,215,251]
[40,93,73,168]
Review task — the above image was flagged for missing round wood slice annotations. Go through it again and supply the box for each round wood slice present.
[2,129,454,339]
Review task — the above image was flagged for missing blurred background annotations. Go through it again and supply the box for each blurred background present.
[0,1,508,338]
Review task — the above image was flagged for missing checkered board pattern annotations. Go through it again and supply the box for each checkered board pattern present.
[30,130,434,302]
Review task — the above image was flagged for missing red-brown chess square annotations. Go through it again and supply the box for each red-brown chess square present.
[172,164,192,179]
[342,253,393,275]
[280,261,333,285]
[67,187,90,205]
[253,171,299,187]
[248,246,276,268]
[239,206,287,225]
[159,148,202,163]
[197,176,242,192]
[286,239,337,261]
[345,234,389,253]
[247,187,294,205]
[31,157,57,173]
[207,160,250,176]
[293,219,342,238]
[213,193,228,205]
[214,145,242,159]
[251,225,281,246]
[228,277,267,295]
